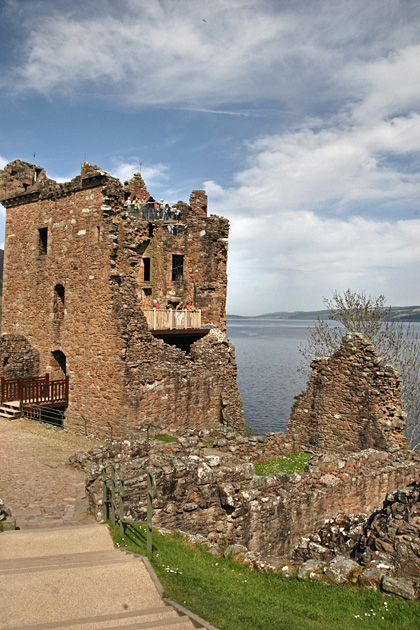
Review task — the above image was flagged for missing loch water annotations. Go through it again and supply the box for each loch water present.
[226,318,314,435]
[227,318,420,436]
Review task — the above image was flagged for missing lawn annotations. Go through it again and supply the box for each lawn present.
[110,524,420,630]
[254,452,312,475]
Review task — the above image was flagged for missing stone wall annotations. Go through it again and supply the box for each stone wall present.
[288,333,407,455]
[355,481,420,579]
[0,160,243,436]
[0,335,40,380]
[72,438,420,559]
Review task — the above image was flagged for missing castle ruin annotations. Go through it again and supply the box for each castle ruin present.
[0,160,244,437]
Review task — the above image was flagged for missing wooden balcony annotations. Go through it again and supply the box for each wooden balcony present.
[143,308,201,332]
[1,374,69,408]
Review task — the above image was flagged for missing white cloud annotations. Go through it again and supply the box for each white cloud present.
[1,0,419,314]
[3,0,419,113]
[110,159,169,188]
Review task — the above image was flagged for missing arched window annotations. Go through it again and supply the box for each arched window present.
[51,350,66,376]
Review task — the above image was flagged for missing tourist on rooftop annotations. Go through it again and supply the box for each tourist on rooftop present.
[132,196,140,217]
[124,196,132,213]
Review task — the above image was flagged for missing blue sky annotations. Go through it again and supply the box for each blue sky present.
[0,0,419,315]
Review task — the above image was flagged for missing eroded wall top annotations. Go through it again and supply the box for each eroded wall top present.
[288,332,407,454]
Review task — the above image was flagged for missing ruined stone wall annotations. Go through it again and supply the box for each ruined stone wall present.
[109,278,244,434]
[288,333,407,455]
[74,439,420,559]
[0,335,39,380]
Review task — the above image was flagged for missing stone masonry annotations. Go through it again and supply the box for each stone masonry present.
[288,333,407,454]
[71,437,420,560]
[0,160,244,436]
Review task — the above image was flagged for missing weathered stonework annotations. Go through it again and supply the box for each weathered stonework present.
[0,160,244,436]
[71,437,420,559]
[0,335,39,380]
[288,333,407,454]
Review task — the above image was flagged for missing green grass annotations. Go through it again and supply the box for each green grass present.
[110,524,420,630]
[151,433,178,443]
[254,452,312,475]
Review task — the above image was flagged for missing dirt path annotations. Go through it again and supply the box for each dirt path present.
[0,417,104,529]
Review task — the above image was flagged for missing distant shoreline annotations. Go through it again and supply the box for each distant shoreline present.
[227,306,420,322]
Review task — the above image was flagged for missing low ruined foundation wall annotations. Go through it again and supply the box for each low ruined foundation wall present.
[72,438,420,559]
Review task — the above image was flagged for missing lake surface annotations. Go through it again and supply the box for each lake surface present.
[226,318,315,434]
[227,318,420,436]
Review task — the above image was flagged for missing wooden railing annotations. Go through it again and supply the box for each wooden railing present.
[143,308,201,331]
[1,374,69,407]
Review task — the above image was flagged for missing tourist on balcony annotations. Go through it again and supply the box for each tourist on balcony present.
[153,299,159,309]
[175,302,184,327]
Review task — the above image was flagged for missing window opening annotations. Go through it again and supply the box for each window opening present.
[38,227,48,254]
[54,284,65,320]
[52,350,66,375]
[143,257,151,282]
[172,254,184,281]
[148,223,154,238]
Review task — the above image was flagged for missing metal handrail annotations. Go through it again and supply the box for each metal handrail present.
[23,404,65,427]
[125,202,181,221]
[101,464,157,557]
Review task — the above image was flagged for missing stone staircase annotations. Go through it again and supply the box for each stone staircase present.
[0,524,214,630]
[0,400,21,420]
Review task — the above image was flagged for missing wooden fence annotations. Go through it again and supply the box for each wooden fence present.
[1,374,69,407]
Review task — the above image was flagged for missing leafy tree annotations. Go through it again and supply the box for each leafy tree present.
[299,289,420,450]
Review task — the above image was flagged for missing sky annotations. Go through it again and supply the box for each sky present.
[0,0,419,316]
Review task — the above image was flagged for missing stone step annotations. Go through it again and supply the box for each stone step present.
[0,549,141,575]
[0,526,208,630]
[0,400,21,419]
[0,605,203,630]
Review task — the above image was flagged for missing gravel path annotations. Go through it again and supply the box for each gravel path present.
[0,417,103,529]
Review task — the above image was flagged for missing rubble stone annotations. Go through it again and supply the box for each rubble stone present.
[381,576,417,600]
[297,559,326,580]
[324,555,363,585]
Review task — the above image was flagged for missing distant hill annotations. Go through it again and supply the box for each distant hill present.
[228,306,420,322]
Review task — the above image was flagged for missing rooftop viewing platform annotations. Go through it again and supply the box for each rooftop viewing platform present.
[125,200,180,221]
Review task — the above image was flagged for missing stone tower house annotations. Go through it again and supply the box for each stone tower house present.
[0,160,244,437]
